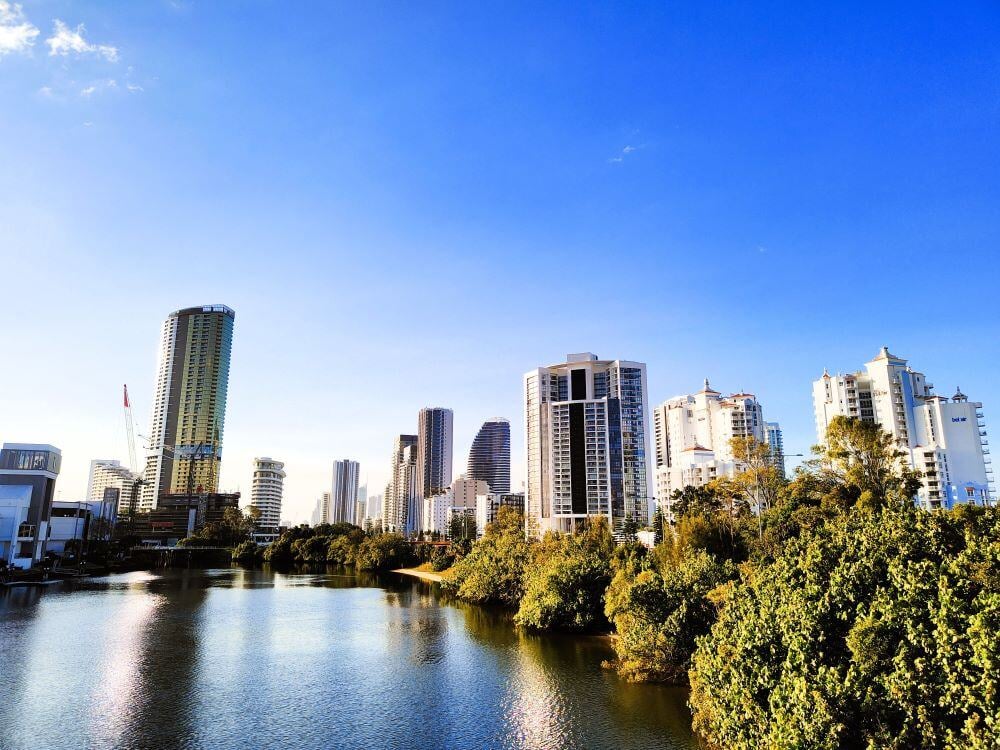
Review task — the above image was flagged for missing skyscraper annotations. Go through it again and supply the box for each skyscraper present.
[86,459,140,514]
[814,347,993,509]
[524,353,651,538]
[331,459,360,524]
[417,407,453,502]
[250,457,285,531]
[141,305,235,511]
[651,381,771,508]
[384,435,418,534]
[467,418,511,493]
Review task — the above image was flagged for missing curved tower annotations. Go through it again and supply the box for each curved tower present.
[467,418,511,493]
[250,457,285,531]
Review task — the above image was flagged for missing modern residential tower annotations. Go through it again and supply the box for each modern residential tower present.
[86,459,141,515]
[651,381,774,510]
[524,353,651,538]
[384,435,419,534]
[466,418,511,493]
[250,457,285,531]
[140,305,235,511]
[331,459,360,524]
[417,407,453,501]
[814,347,993,509]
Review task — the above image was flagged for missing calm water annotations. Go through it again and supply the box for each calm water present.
[0,568,697,750]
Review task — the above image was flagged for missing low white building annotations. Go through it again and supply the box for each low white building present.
[423,491,452,536]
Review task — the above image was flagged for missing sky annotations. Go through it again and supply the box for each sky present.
[1,1,999,523]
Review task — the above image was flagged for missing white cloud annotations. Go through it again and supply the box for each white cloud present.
[80,78,117,97]
[622,145,637,154]
[0,1,39,56]
[126,82,143,93]
[37,84,52,96]
[47,20,118,62]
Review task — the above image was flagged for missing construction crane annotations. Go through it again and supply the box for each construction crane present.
[123,384,144,534]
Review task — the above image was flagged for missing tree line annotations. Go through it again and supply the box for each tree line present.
[438,416,1000,749]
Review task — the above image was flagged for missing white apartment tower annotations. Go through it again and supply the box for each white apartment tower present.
[651,381,774,513]
[331,459,360,524]
[86,460,141,515]
[250,457,285,530]
[814,347,993,509]
[524,353,651,538]
[384,435,419,535]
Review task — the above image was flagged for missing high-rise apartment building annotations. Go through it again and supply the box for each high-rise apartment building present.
[86,459,141,514]
[0,444,61,568]
[814,347,993,509]
[766,422,786,479]
[651,381,770,509]
[417,407,453,502]
[250,457,285,531]
[524,353,651,538]
[331,459,360,524]
[467,418,511,493]
[384,435,419,534]
[140,305,235,511]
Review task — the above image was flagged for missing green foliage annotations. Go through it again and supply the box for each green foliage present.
[179,506,255,548]
[606,548,736,683]
[515,518,615,632]
[326,535,357,565]
[688,505,1000,750]
[231,540,262,564]
[443,507,530,607]
[355,533,415,571]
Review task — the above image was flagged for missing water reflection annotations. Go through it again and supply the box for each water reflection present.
[0,567,697,750]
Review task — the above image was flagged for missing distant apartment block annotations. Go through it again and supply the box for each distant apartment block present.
[467,418,511,493]
[250,457,285,531]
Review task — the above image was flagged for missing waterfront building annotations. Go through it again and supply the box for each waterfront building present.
[766,422,786,479]
[140,305,235,511]
[319,492,332,524]
[384,435,419,534]
[651,381,770,514]
[250,457,285,532]
[86,459,141,515]
[331,459,360,524]
[524,353,651,538]
[417,407,453,503]
[47,501,94,557]
[467,418,511,493]
[814,347,993,509]
[474,492,525,536]
[0,444,61,569]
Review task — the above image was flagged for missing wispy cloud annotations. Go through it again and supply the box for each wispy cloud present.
[80,78,117,97]
[0,1,39,56]
[47,20,118,62]
[608,144,644,164]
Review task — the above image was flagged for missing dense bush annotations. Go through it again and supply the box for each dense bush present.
[443,507,531,606]
[605,548,736,683]
[355,533,415,571]
[231,540,263,564]
[688,505,1000,750]
[515,519,614,631]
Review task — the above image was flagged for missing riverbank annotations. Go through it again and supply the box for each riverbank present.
[393,567,445,583]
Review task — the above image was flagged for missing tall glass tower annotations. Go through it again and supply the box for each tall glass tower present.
[416,407,453,501]
[467,418,511,493]
[140,305,235,510]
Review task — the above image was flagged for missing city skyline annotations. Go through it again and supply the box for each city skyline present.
[2,3,998,523]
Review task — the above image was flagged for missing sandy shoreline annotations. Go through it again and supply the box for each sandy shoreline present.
[393,567,445,583]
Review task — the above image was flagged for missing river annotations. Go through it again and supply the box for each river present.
[0,568,698,750]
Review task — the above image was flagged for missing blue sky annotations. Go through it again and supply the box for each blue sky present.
[2,1,999,522]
